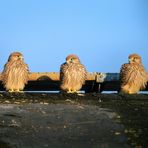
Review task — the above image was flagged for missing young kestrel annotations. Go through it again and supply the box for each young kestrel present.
[2,52,29,92]
[119,54,148,94]
[60,54,87,93]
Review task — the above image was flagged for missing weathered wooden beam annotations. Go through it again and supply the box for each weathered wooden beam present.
[0,72,122,82]
[0,72,147,82]
[0,72,147,92]
[0,72,97,81]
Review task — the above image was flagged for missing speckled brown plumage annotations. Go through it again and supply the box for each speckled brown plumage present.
[119,54,148,94]
[60,54,87,93]
[2,52,29,92]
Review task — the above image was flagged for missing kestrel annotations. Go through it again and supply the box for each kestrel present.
[60,54,87,93]
[119,53,148,94]
[2,52,29,92]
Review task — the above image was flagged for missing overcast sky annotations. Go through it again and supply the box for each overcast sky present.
[0,0,148,72]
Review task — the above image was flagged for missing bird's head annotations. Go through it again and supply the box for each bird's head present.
[66,54,80,64]
[8,52,24,62]
[128,54,142,64]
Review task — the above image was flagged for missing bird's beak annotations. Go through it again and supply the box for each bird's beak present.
[128,58,132,63]
[19,56,24,60]
[66,59,73,63]
[66,59,70,63]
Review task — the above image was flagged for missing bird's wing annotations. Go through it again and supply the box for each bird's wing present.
[59,62,66,81]
[120,63,139,85]
[25,63,29,72]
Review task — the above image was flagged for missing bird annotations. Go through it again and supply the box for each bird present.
[60,54,87,93]
[119,53,148,94]
[2,52,29,92]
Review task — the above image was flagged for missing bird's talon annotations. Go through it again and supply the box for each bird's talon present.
[16,90,24,93]
[8,89,14,93]
[67,90,72,93]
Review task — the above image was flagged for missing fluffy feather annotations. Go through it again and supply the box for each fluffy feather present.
[60,54,87,93]
[2,52,29,92]
[119,54,147,94]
